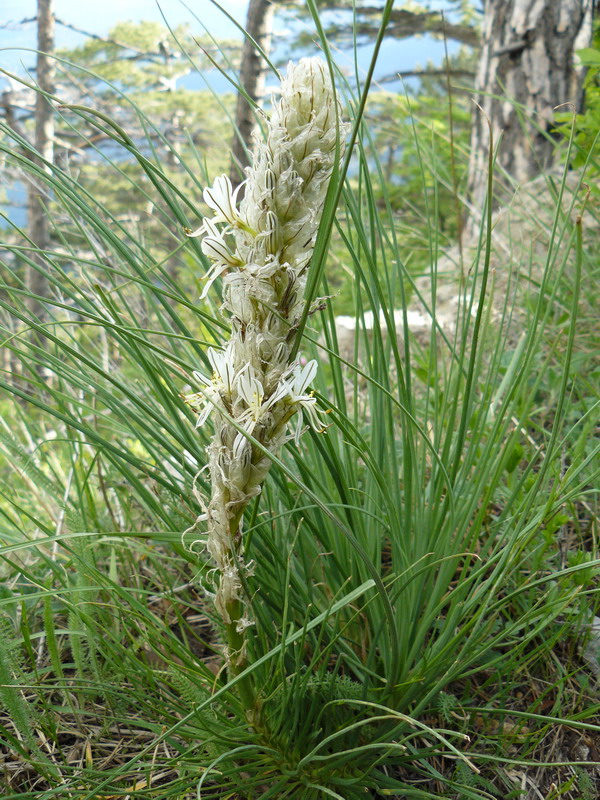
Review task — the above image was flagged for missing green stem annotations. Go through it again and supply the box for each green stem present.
[224,598,256,714]
[221,508,257,716]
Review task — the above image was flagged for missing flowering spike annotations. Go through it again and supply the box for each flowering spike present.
[184,58,347,670]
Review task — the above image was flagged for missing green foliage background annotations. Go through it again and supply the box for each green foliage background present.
[0,5,598,800]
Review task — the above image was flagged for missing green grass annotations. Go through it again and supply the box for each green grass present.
[0,2,599,798]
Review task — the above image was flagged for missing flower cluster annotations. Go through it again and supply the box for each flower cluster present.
[185,58,347,664]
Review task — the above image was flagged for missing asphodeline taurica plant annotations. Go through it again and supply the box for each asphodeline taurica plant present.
[184,58,347,694]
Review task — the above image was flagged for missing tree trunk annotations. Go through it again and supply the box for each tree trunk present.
[27,0,55,323]
[229,0,275,186]
[467,0,593,215]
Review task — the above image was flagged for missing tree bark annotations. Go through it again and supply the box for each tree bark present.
[229,0,275,186]
[27,0,55,323]
[467,0,593,215]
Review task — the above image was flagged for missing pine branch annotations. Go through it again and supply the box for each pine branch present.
[378,68,475,83]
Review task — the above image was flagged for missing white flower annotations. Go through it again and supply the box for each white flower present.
[236,366,266,429]
[279,360,326,442]
[237,365,263,406]
[187,344,236,425]
[185,222,207,239]
[187,219,242,299]
[232,366,271,456]
[200,219,240,263]
[186,389,217,427]
[203,175,246,227]
[288,359,318,395]
[208,345,236,396]
[223,272,254,323]
[199,260,231,300]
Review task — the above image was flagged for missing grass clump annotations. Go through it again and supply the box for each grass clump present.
[0,3,598,798]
